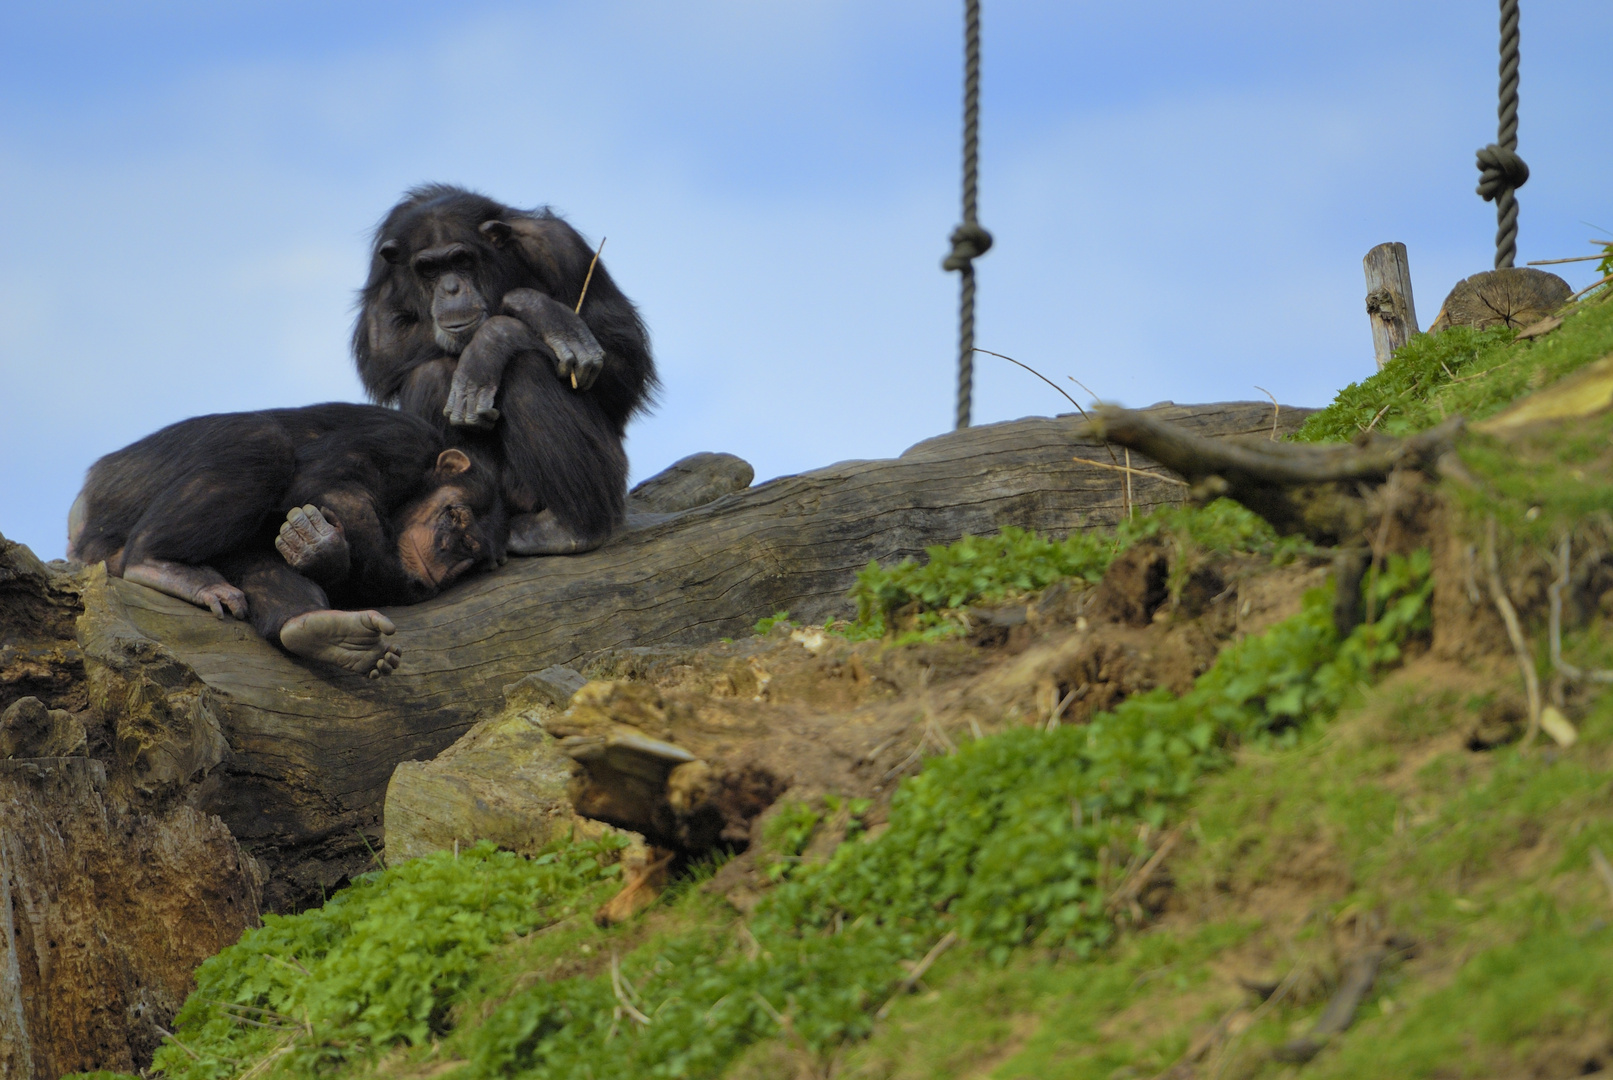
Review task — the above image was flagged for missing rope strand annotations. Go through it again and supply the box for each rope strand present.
[1476,0,1526,269]
[944,0,990,429]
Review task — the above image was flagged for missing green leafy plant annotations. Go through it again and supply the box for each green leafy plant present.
[140,547,1432,1080]
[752,611,797,635]
[1296,294,1613,444]
[766,550,1433,965]
[845,499,1303,640]
[762,799,824,880]
[145,840,622,1078]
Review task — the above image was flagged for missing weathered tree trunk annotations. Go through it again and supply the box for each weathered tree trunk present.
[70,403,1306,908]
[1,533,265,1078]
[0,758,261,1080]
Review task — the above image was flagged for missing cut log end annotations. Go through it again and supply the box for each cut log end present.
[1428,267,1572,334]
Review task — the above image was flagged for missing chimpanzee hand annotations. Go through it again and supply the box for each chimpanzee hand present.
[500,288,606,392]
[446,315,533,429]
[443,371,501,430]
[275,505,351,584]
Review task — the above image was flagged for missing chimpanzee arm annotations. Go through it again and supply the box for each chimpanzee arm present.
[277,486,413,602]
[499,289,607,392]
[443,315,539,429]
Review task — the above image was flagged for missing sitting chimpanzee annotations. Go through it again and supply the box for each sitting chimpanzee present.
[67,403,503,677]
[353,184,657,557]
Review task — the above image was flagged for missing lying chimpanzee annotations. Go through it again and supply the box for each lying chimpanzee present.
[67,403,503,677]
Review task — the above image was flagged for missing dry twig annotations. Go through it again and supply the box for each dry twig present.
[974,348,1088,420]
[574,236,607,314]
[611,950,652,1026]
[1073,456,1189,486]
[1485,517,1542,748]
[263,953,312,977]
[1253,385,1280,440]
[1569,274,1613,302]
[876,931,960,1019]
[1204,965,1305,1080]
[973,349,1119,464]
[1548,536,1613,685]
[155,1026,201,1061]
[1107,827,1181,920]
[1590,846,1613,908]
[570,236,608,388]
[1273,946,1388,1063]
[1364,402,1392,433]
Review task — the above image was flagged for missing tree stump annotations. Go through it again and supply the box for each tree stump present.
[1428,267,1571,333]
[1364,242,1419,370]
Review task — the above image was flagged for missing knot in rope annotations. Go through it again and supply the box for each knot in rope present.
[1475,143,1529,202]
[942,221,994,272]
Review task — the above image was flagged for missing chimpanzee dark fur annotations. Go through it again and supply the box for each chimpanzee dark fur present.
[69,403,503,645]
[352,184,656,553]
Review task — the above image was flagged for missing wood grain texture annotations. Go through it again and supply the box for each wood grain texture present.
[1364,241,1419,370]
[0,758,260,1078]
[78,403,1306,907]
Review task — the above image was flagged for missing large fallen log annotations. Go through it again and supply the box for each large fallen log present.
[72,402,1305,907]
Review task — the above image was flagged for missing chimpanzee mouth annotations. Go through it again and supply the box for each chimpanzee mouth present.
[433,319,481,355]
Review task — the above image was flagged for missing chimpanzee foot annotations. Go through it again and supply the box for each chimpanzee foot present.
[506,510,610,556]
[279,610,401,678]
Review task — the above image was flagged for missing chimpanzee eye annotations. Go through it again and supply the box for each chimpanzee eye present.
[450,251,474,272]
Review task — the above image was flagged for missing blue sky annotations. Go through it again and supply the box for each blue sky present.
[2,1,1608,561]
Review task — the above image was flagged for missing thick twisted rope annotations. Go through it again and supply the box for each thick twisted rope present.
[1476,0,1527,269]
[944,0,991,430]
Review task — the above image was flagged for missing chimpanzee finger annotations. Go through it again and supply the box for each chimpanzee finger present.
[549,335,576,367]
[283,506,317,545]
[573,355,603,391]
[207,594,225,618]
[474,386,500,425]
[225,591,249,620]
[302,505,335,540]
[444,373,471,424]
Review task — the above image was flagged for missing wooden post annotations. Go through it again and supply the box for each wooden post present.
[1363,242,1419,370]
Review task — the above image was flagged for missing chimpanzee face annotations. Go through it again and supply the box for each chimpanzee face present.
[393,449,499,599]
[376,218,517,357]
[374,237,488,355]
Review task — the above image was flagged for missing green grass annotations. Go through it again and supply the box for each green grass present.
[104,538,1431,1080]
[1295,293,1613,443]
[141,841,626,1079]
[846,498,1306,640]
[830,661,1613,1079]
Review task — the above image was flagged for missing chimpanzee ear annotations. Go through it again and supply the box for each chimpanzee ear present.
[378,238,403,264]
[435,448,473,475]
[478,219,513,247]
